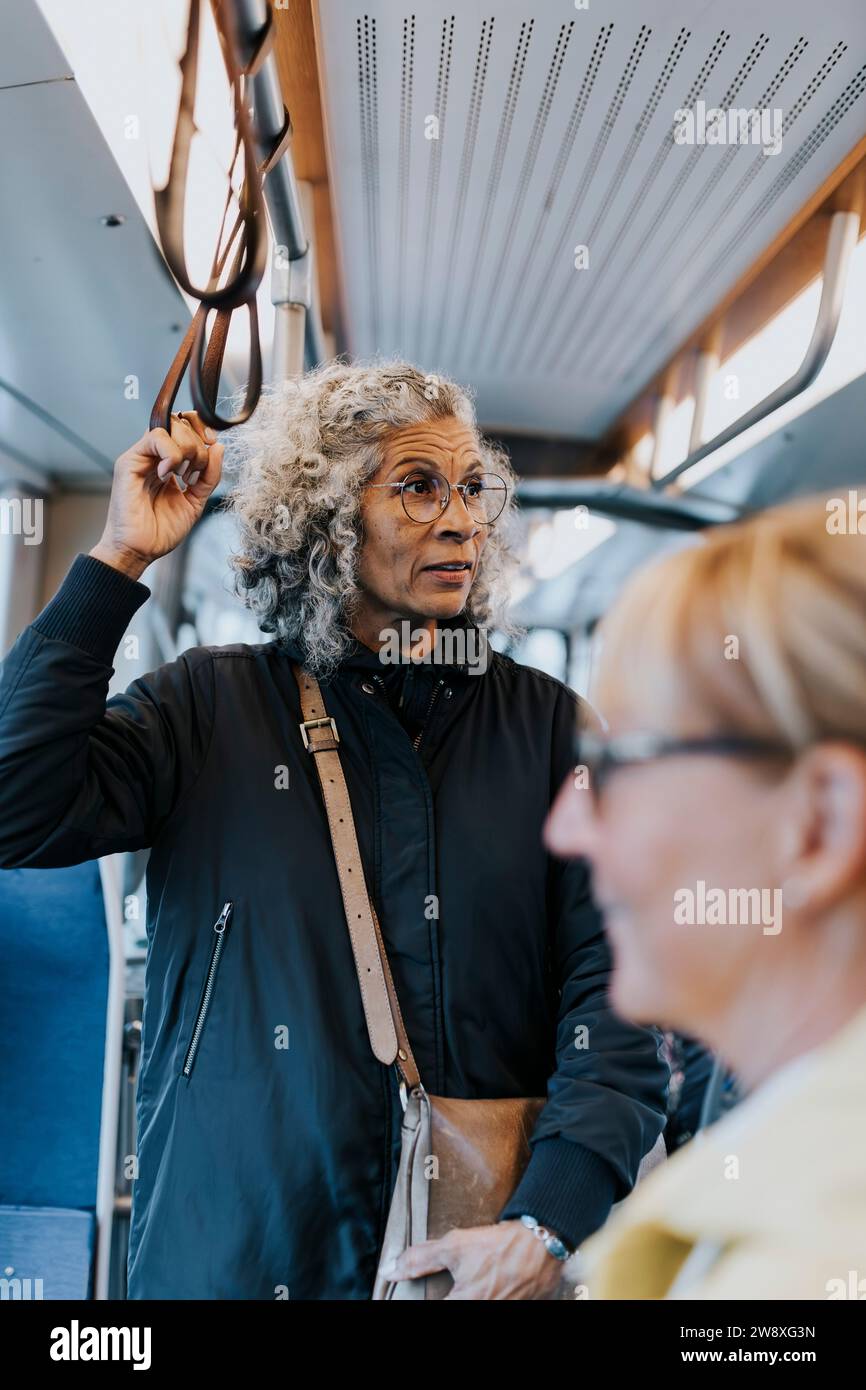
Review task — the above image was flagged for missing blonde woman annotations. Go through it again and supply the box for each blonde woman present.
[544,497,866,1299]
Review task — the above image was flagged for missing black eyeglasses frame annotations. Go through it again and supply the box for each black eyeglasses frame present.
[572,730,794,800]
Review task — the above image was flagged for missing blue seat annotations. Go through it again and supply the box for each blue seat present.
[0,860,123,1299]
[0,1207,94,1301]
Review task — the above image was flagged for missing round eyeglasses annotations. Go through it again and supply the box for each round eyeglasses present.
[368,468,509,525]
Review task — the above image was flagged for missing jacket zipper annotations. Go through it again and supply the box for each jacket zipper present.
[371,672,445,752]
[182,901,233,1077]
[412,678,445,752]
[369,671,446,1089]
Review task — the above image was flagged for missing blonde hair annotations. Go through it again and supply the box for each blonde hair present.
[594,495,866,748]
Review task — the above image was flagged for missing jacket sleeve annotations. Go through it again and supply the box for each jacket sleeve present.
[498,686,669,1250]
[0,553,215,868]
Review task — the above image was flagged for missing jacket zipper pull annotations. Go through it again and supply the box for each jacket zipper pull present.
[213,901,232,934]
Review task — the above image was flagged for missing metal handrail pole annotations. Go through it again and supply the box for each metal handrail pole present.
[653,210,860,490]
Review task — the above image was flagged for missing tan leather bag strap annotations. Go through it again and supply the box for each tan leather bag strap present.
[293,664,421,1091]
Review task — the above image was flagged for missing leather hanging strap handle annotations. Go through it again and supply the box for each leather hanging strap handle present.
[153,0,268,311]
[292,664,421,1091]
[150,0,294,433]
[149,109,288,433]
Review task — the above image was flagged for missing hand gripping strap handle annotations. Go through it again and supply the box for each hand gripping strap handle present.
[292,664,421,1091]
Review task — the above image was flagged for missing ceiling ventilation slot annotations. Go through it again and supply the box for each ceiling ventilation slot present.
[427,17,496,363]
[681,28,735,110]
[494,22,614,365]
[463,19,576,365]
[593,35,810,372]
[718,32,770,103]
[415,15,455,347]
[395,15,416,347]
[356,15,381,346]
[547,16,731,343]
[716,56,866,266]
[568,31,775,372]
[541,26,695,372]
[447,18,534,362]
[613,40,856,383]
[510,23,652,373]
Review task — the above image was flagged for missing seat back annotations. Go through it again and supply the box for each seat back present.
[0,861,122,1299]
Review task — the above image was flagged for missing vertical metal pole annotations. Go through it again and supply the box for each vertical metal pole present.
[272,304,307,380]
[688,329,722,455]
[94,854,127,1299]
[271,183,318,381]
[649,391,674,481]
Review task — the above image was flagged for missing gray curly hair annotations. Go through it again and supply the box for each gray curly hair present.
[220,359,521,677]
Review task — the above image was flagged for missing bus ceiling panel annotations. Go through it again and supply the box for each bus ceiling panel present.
[0,66,191,485]
[315,0,866,440]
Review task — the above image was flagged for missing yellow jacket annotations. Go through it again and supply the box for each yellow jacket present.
[580,1004,866,1299]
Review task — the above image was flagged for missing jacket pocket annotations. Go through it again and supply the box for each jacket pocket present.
[181,901,234,1078]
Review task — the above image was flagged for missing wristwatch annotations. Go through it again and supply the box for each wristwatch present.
[518,1213,572,1262]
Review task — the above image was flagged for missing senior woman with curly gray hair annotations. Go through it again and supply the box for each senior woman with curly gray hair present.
[0,360,667,1300]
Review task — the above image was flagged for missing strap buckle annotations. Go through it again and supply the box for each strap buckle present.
[299,716,340,751]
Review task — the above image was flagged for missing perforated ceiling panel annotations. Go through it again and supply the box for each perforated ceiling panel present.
[315,0,866,439]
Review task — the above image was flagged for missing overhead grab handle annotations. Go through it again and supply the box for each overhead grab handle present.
[153,0,269,312]
[150,0,298,432]
[652,209,861,491]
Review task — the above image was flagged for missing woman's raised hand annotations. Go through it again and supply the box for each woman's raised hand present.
[89,412,224,580]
